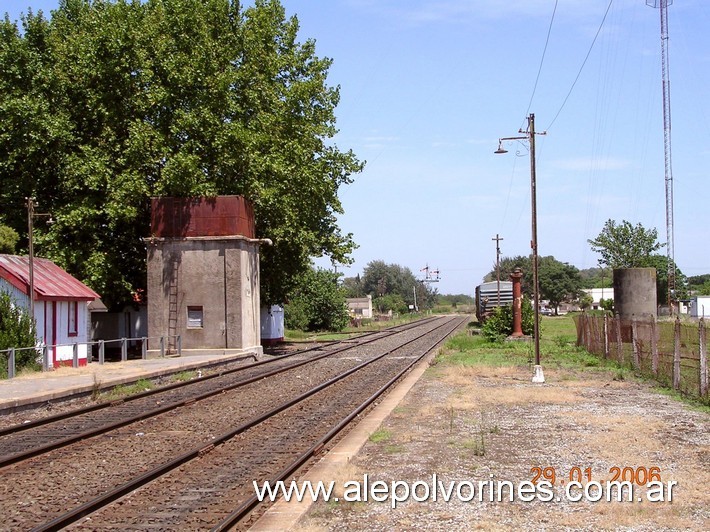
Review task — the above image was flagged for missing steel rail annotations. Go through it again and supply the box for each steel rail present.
[30,317,460,532]
[213,316,466,530]
[0,316,436,435]
[0,318,441,469]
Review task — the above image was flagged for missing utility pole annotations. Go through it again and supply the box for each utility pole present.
[25,197,52,325]
[496,113,546,383]
[26,197,36,323]
[492,234,503,305]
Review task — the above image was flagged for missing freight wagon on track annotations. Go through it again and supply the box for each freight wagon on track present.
[475,281,514,322]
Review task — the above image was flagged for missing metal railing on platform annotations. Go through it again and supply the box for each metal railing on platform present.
[1,335,181,379]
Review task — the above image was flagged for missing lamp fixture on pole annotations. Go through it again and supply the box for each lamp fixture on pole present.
[495,113,546,384]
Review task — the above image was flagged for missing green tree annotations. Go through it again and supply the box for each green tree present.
[644,254,687,305]
[0,0,362,309]
[360,260,436,311]
[0,224,19,253]
[0,291,39,376]
[485,255,582,312]
[588,219,664,269]
[484,255,532,294]
[284,267,349,332]
[537,257,583,315]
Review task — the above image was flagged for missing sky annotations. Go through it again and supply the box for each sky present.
[4,0,710,297]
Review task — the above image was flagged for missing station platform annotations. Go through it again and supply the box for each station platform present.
[0,350,261,414]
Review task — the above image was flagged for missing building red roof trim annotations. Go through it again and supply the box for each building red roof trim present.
[0,255,99,301]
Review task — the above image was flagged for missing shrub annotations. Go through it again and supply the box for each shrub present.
[0,291,40,376]
[480,298,534,342]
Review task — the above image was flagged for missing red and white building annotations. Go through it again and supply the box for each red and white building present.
[0,254,99,367]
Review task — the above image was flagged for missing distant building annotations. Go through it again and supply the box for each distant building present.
[347,295,373,319]
[145,196,265,355]
[0,254,99,367]
[687,296,710,318]
[582,288,615,310]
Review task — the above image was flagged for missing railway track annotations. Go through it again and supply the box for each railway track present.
[0,315,466,531]
[0,316,439,467]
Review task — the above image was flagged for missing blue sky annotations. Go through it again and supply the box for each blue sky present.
[5,1,710,296]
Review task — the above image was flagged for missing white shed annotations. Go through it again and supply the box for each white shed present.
[0,254,99,367]
[688,296,710,318]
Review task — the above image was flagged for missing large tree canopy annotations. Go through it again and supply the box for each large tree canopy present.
[485,255,582,312]
[588,219,664,269]
[354,260,437,312]
[0,0,362,309]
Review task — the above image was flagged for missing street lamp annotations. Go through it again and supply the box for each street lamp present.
[495,113,546,384]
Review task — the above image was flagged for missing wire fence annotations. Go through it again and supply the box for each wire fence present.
[0,335,182,379]
[574,313,709,400]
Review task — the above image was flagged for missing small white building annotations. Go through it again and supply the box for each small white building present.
[688,296,710,318]
[582,288,615,310]
[0,254,99,367]
[346,295,373,319]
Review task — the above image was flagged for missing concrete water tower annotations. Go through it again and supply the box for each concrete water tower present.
[613,268,657,319]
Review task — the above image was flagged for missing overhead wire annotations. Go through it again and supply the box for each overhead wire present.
[522,0,559,128]
[546,0,614,131]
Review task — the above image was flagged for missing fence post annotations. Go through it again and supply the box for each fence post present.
[142,337,148,360]
[177,335,182,356]
[8,348,16,379]
[603,313,609,359]
[700,318,708,398]
[631,317,639,370]
[615,313,623,364]
[72,343,79,368]
[160,336,165,358]
[673,317,681,391]
[99,340,105,365]
[651,319,659,376]
[121,338,128,361]
[42,345,49,372]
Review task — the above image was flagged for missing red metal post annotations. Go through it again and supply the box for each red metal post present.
[510,268,523,337]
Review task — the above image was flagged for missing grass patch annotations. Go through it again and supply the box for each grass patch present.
[103,378,154,400]
[171,370,196,382]
[368,428,392,443]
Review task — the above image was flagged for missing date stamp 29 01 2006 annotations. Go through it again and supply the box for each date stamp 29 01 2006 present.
[530,466,677,502]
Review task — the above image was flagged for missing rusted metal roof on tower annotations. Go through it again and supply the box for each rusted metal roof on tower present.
[150,196,256,239]
[0,254,99,301]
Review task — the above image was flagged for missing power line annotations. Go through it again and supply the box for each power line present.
[546,0,615,131]
[523,0,559,125]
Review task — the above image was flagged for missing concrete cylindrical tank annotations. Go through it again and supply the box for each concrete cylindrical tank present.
[613,268,657,319]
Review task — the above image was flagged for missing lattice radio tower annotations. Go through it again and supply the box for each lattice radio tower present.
[647,0,675,309]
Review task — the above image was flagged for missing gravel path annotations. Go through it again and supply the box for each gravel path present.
[298,360,709,531]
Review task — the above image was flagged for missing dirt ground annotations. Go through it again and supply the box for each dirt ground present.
[297,361,709,531]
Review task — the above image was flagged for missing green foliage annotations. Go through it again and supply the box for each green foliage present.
[0,0,362,309]
[643,254,688,304]
[600,298,614,312]
[284,267,349,332]
[437,293,474,306]
[0,291,39,376]
[480,299,534,342]
[537,257,583,312]
[588,219,664,269]
[578,292,593,310]
[688,274,710,295]
[373,293,408,315]
[360,260,436,311]
[0,224,19,254]
[485,255,582,311]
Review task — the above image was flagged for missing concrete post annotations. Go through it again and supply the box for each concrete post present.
[510,268,524,337]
